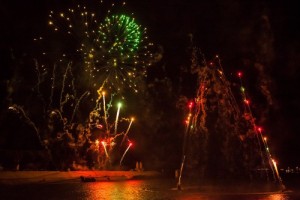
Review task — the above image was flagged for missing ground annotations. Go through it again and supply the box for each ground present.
[0,170,161,184]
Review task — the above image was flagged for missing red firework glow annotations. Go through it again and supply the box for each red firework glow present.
[237,71,243,78]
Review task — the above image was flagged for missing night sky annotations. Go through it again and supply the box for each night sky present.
[1,0,300,168]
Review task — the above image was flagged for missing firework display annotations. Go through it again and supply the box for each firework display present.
[26,1,150,170]
[237,71,284,186]
[39,0,154,92]
[178,49,284,187]
[87,90,135,168]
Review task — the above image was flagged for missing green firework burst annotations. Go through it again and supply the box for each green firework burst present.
[41,1,154,92]
[99,14,141,55]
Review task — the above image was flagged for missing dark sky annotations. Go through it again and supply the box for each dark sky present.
[1,0,300,168]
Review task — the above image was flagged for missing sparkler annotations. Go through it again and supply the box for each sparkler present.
[120,142,132,166]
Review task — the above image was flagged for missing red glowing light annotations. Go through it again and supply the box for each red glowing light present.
[237,71,242,78]
[188,102,194,108]
[96,124,103,129]
[129,142,133,146]
[244,99,250,105]
[257,127,262,132]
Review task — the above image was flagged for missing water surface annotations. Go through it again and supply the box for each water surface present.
[0,179,298,200]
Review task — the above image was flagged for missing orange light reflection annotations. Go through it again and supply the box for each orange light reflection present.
[83,180,143,200]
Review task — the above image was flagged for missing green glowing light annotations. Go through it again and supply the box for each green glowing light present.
[118,102,122,108]
[99,14,141,55]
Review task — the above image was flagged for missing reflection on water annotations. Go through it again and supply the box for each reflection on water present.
[179,192,291,200]
[0,179,298,200]
[83,180,144,199]
[81,179,175,200]
[58,179,297,200]
[268,194,289,200]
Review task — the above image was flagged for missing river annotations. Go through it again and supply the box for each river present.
[0,178,299,200]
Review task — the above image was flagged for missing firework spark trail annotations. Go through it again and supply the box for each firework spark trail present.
[95,78,108,110]
[114,102,121,136]
[104,93,115,123]
[195,82,207,132]
[120,117,134,146]
[69,65,77,101]
[33,59,47,109]
[238,73,276,180]
[70,91,90,123]
[49,64,57,108]
[8,106,39,138]
[102,91,109,133]
[34,59,42,96]
[260,131,277,181]
[179,50,209,187]
[101,141,110,159]
[102,132,125,158]
[60,62,72,112]
[216,56,241,118]
[112,132,124,141]
[191,50,209,133]
[96,89,115,133]
[182,112,192,154]
[271,159,284,187]
[120,142,132,166]
[177,155,185,190]
[177,105,193,189]
[241,89,268,177]
[254,126,269,180]
[271,159,279,180]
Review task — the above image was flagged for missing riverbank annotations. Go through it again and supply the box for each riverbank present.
[0,170,161,184]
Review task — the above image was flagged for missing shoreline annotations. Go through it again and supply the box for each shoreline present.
[0,170,161,184]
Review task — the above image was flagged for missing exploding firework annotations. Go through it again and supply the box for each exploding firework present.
[100,15,141,54]
[88,91,136,167]
[41,0,153,92]
[179,50,283,185]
